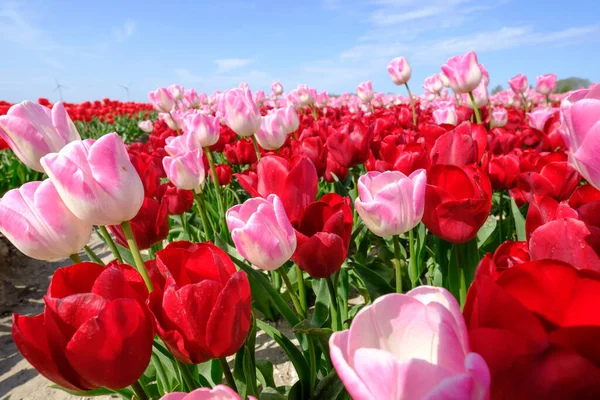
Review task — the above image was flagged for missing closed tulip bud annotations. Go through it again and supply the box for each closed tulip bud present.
[283,105,300,132]
[271,81,284,96]
[217,87,261,137]
[0,180,92,261]
[40,133,144,226]
[387,56,412,85]
[479,63,490,86]
[462,80,489,108]
[138,120,154,133]
[441,51,482,94]
[168,84,185,101]
[439,72,450,87]
[331,287,490,400]
[0,101,81,172]
[356,81,374,103]
[163,149,206,193]
[422,73,443,94]
[156,183,194,215]
[508,73,528,94]
[184,112,220,147]
[253,90,267,107]
[490,106,508,127]
[355,170,427,238]
[109,197,169,250]
[255,113,288,151]
[12,262,154,391]
[296,84,314,107]
[432,102,458,125]
[184,88,201,108]
[165,133,201,157]
[148,88,175,113]
[226,194,296,270]
[536,73,557,95]
[159,111,184,131]
[214,164,233,185]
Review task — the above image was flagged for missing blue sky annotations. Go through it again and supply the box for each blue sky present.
[1,0,599,102]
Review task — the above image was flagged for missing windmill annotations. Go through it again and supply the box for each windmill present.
[53,78,67,101]
[119,82,132,101]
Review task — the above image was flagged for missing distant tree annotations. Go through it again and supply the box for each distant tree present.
[491,85,503,95]
[555,77,591,93]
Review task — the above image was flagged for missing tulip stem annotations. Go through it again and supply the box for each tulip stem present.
[177,360,198,391]
[98,225,123,263]
[404,83,417,126]
[130,380,149,400]
[468,91,482,124]
[278,266,306,319]
[194,191,213,242]
[250,134,262,161]
[408,228,417,288]
[204,148,225,224]
[120,220,154,292]
[521,94,529,114]
[393,235,403,293]
[168,111,181,135]
[69,253,82,264]
[498,191,504,242]
[219,357,238,392]
[295,265,307,315]
[325,276,341,331]
[311,105,318,120]
[83,245,104,265]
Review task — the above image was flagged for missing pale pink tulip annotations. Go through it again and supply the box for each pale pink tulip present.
[226,194,296,271]
[356,81,374,104]
[560,84,600,189]
[432,102,458,126]
[168,84,185,101]
[283,105,299,133]
[253,90,267,107]
[162,150,206,193]
[184,88,201,108]
[159,111,184,131]
[462,80,489,109]
[40,133,143,226]
[479,64,490,86]
[271,81,284,96]
[527,106,557,131]
[161,385,256,400]
[536,73,557,95]
[217,87,261,137]
[184,112,220,147]
[440,51,482,94]
[490,107,508,127]
[508,73,528,94]
[330,286,491,400]
[255,108,297,150]
[316,91,330,108]
[295,84,314,107]
[0,101,81,172]
[422,74,443,94]
[0,179,92,261]
[148,88,175,113]
[387,57,412,85]
[355,170,426,238]
[138,120,154,133]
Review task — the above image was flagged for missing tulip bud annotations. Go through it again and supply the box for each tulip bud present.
[283,105,299,133]
[422,73,443,94]
[440,51,482,94]
[168,84,185,101]
[508,73,528,94]
[226,194,297,270]
[138,120,154,133]
[217,87,261,137]
[41,133,144,226]
[356,81,374,104]
[0,101,81,172]
[490,106,508,127]
[462,80,489,109]
[528,107,557,131]
[536,73,557,96]
[184,112,220,147]
[432,102,458,125]
[148,88,175,113]
[163,149,206,193]
[387,57,412,85]
[272,81,284,96]
[295,84,314,107]
[255,113,288,151]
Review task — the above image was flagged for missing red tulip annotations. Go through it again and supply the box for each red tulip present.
[481,152,520,190]
[214,164,233,185]
[525,196,578,240]
[422,164,492,243]
[569,184,600,209]
[224,138,257,165]
[464,259,600,399]
[326,120,372,168]
[292,194,353,278]
[0,136,9,150]
[293,136,328,177]
[492,240,530,272]
[378,142,430,175]
[109,197,170,250]
[12,262,154,391]
[148,241,252,364]
[156,183,194,215]
[430,122,481,166]
[517,155,580,201]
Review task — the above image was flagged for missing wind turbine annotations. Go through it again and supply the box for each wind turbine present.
[119,82,132,101]
[53,78,67,102]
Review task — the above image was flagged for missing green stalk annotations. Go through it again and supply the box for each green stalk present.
[83,245,104,265]
[278,266,306,319]
[130,380,149,400]
[325,276,341,331]
[250,134,262,161]
[177,360,198,391]
[295,265,307,315]
[468,91,482,124]
[408,228,417,288]
[393,235,403,293]
[308,337,317,396]
[219,357,238,392]
[404,83,417,126]
[69,253,82,264]
[98,225,123,263]
[204,148,225,222]
[120,221,153,292]
[498,191,504,243]
[193,191,213,241]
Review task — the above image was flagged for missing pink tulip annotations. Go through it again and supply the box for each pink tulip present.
[168,84,185,101]
[387,57,412,86]
[432,102,458,126]
[490,107,508,127]
[440,51,482,94]
[40,133,144,226]
[0,179,92,261]
[295,84,314,107]
[560,84,600,189]
[148,88,175,113]
[330,286,490,400]
[0,101,81,172]
[161,385,256,400]
[527,106,557,131]
[159,110,184,131]
[316,91,330,108]
[422,74,443,94]
[226,194,296,271]
[355,170,426,238]
[479,64,490,86]
[184,112,220,147]
[255,108,297,150]
[462,80,489,109]
[356,81,374,104]
[184,88,201,108]
[253,90,267,108]
[138,120,154,133]
[536,73,557,95]
[508,73,528,94]
[162,149,206,193]
[271,81,284,96]
[283,105,299,133]
[218,87,261,137]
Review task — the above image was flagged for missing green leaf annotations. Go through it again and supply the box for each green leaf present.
[476,215,497,249]
[259,387,287,400]
[256,360,277,390]
[351,261,394,300]
[511,196,526,241]
[49,385,133,398]
[310,370,345,400]
[311,279,330,328]
[197,359,222,388]
[292,319,334,354]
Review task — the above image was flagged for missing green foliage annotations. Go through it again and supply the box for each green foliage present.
[555,77,591,93]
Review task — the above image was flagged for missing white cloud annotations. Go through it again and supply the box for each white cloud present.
[113,18,137,42]
[214,58,253,73]
[174,67,273,91]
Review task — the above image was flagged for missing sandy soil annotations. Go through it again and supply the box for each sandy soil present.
[0,235,296,400]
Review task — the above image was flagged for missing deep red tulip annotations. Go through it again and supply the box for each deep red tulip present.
[214,164,233,185]
[525,196,578,240]
[156,183,194,215]
[464,259,600,399]
[292,194,353,278]
[224,138,257,165]
[129,152,162,198]
[148,241,252,364]
[326,120,372,168]
[517,156,580,201]
[481,152,520,190]
[492,240,530,272]
[378,142,430,175]
[0,137,9,150]
[236,155,318,224]
[12,262,154,391]
[324,151,349,183]
[293,136,328,177]
[422,164,492,243]
[569,184,600,209]
[109,197,170,250]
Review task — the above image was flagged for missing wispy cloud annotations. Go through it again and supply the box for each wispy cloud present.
[113,19,137,42]
[174,67,273,91]
[214,58,253,73]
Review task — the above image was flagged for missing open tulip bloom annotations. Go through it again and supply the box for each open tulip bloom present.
[4,51,600,400]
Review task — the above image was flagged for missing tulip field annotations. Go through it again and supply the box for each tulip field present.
[1,51,600,400]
